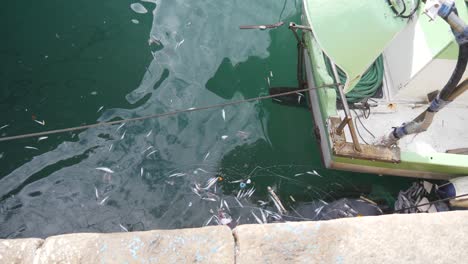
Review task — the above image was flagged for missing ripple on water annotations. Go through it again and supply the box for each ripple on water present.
[130,3,148,14]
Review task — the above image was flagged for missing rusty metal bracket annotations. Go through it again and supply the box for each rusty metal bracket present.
[329,117,401,163]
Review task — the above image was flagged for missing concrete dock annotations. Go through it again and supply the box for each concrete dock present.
[1,211,467,263]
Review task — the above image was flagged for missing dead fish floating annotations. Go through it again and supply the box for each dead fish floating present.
[96,167,115,174]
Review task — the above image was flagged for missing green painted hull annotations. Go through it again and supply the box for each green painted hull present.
[302,1,468,179]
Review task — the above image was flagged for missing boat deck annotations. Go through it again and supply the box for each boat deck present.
[340,98,468,155]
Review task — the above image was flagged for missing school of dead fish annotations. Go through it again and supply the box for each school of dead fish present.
[8,114,327,231]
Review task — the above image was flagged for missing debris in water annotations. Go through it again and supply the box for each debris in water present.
[34,120,45,126]
[222,109,226,121]
[239,182,247,189]
[130,3,148,14]
[96,167,114,174]
[99,196,109,205]
[119,224,129,232]
[24,146,39,150]
[246,179,252,184]
[38,136,48,141]
[97,106,104,112]
[188,202,193,207]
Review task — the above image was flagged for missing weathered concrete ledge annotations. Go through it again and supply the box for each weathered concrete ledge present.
[2,211,468,263]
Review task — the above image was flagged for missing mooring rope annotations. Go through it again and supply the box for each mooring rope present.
[0,83,337,142]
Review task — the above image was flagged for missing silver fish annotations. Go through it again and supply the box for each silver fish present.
[34,120,45,126]
[169,172,186,178]
[97,106,104,112]
[306,170,323,177]
[99,196,109,205]
[141,146,153,153]
[268,186,287,214]
[120,131,126,140]
[204,215,215,226]
[94,186,99,199]
[223,200,230,212]
[201,177,218,190]
[119,224,129,232]
[146,130,153,137]
[38,136,48,141]
[0,124,9,130]
[108,144,113,152]
[260,209,267,223]
[192,188,201,197]
[146,150,157,157]
[140,168,144,177]
[202,197,217,202]
[222,109,226,121]
[116,123,125,132]
[234,197,244,208]
[248,188,256,198]
[203,152,210,161]
[96,167,114,174]
[24,146,39,150]
[251,212,263,224]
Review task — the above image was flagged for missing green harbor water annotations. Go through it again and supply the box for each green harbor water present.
[0,0,412,238]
